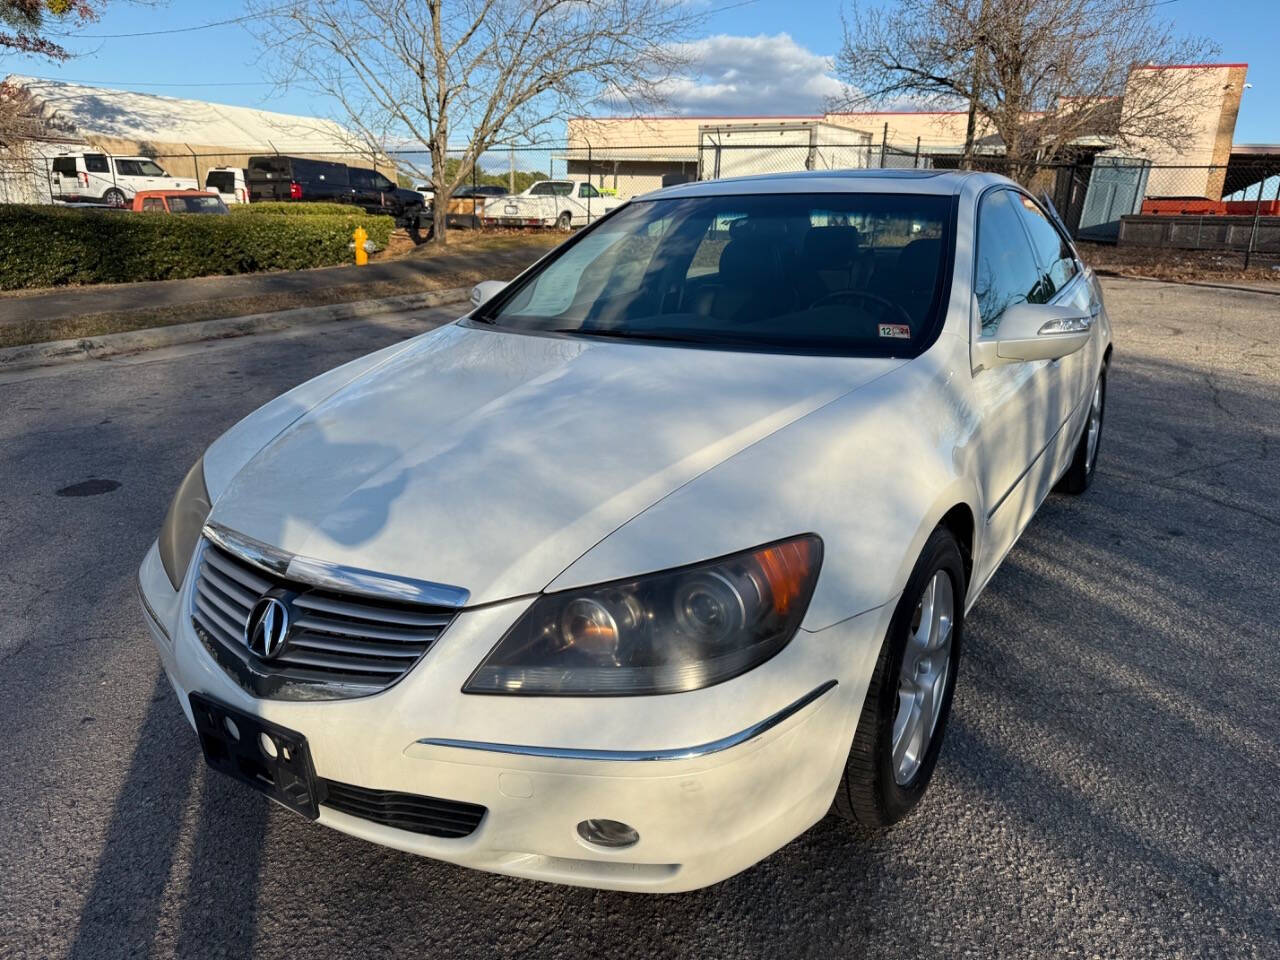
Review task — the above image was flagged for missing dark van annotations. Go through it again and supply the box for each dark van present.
[246,156,426,234]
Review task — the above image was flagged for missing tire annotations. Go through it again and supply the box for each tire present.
[556,211,573,232]
[103,188,127,208]
[832,526,965,827]
[1056,363,1107,495]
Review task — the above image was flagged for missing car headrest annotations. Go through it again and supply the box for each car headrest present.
[718,235,784,287]
[896,237,943,285]
[803,226,861,270]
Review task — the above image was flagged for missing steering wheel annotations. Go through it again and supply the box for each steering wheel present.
[809,289,915,329]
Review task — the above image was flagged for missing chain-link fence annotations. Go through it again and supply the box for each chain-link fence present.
[3,136,1278,263]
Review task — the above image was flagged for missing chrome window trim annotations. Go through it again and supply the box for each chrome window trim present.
[417,679,837,762]
[202,521,470,608]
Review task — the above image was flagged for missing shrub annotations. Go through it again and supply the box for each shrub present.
[232,201,366,216]
[0,205,395,290]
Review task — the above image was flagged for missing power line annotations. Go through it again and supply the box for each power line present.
[48,9,282,39]
[24,75,281,87]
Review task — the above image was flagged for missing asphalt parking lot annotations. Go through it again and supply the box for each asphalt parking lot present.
[1,278,1277,959]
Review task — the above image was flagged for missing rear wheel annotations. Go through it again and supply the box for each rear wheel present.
[103,188,126,208]
[1056,364,1107,495]
[556,211,573,231]
[832,527,965,827]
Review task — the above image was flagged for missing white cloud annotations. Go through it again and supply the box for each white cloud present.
[655,33,845,116]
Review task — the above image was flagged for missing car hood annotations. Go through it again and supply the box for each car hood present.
[209,323,901,605]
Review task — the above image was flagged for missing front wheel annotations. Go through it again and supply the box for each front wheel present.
[832,526,965,827]
[1056,364,1107,495]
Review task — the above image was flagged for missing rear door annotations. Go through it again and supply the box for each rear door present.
[348,167,379,210]
[246,156,293,201]
[49,156,77,199]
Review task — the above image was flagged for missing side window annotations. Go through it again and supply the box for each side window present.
[349,169,372,188]
[114,159,142,177]
[974,190,1044,337]
[372,173,393,191]
[578,183,600,198]
[548,181,573,197]
[141,197,166,212]
[1015,194,1078,299]
[84,154,109,173]
[52,157,77,176]
[529,182,554,196]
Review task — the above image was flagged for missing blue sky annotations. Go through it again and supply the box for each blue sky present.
[6,0,1277,143]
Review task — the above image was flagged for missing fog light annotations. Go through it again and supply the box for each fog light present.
[576,819,639,849]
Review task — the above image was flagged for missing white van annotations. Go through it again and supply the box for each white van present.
[204,167,249,205]
[49,152,199,206]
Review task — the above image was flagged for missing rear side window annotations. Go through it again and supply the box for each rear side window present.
[114,159,142,176]
[52,157,77,176]
[1014,195,1078,298]
[84,154,109,173]
[974,189,1046,336]
[141,197,166,212]
[170,195,225,213]
[249,157,291,177]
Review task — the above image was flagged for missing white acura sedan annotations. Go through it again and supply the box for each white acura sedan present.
[138,170,1111,893]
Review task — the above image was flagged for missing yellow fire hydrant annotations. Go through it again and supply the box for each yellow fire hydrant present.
[353,225,368,266]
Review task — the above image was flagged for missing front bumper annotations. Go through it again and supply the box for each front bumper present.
[138,541,891,892]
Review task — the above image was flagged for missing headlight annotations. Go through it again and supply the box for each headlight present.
[464,535,822,696]
[158,456,212,590]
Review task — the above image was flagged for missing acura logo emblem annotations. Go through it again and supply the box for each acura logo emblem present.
[246,592,292,659]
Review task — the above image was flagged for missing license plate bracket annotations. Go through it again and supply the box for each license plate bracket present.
[190,692,321,819]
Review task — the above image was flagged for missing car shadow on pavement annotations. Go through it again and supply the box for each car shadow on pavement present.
[65,673,268,960]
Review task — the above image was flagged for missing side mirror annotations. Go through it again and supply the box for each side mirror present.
[972,301,1092,370]
[469,280,507,310]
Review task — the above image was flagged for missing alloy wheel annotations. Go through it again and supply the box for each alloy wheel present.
[892,571,955,785]
[1085,378,1103,471]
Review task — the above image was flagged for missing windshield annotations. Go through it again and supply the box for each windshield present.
[479,192,953,354]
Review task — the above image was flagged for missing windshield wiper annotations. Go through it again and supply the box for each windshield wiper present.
[548,327,753,347]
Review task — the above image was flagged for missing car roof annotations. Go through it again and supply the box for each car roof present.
[640,168,1011,201]
[134,190,213,198]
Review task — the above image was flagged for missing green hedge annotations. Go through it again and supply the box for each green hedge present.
[232,201,366,216]
[0,205,395,290]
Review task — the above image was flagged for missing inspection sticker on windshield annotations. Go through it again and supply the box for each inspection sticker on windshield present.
[878,323,911,339]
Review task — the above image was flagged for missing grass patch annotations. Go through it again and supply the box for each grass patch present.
[1080,242,1280,286]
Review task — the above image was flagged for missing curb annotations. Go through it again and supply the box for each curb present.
[0,287,470,373]
[1095,270,1280,297]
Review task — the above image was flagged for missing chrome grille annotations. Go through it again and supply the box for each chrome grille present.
[190,540,457,700]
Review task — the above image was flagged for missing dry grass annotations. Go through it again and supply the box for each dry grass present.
[1080,242,1280,286]
[0,270,486,350]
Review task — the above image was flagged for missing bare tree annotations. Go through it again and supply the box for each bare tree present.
[1,1,105,198]
[833,0,1222,181]
[252,0,702,243]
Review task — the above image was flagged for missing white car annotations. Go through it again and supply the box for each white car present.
[482,178,623,229]
[138,170,1111,893]
[204,167,249,205]
[49,151,199,206]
